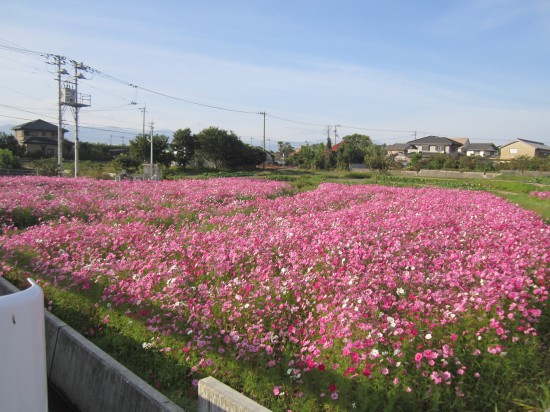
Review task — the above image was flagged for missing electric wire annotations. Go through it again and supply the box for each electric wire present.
[0,38,482,144]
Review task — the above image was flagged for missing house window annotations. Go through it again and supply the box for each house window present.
[46,148,54,156]
[510,148,518,154]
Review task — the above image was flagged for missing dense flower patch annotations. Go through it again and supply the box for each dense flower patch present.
[0,176,548,409]
[530,191,550,200]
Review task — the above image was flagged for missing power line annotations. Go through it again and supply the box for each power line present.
[1,38,510,145]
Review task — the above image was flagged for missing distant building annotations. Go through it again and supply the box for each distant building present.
[407,136,463,157]
[386,143,415,164]
[463,143,498,158]
[451,138,470,154]
[499,139,550,159]
[12,119,72,159]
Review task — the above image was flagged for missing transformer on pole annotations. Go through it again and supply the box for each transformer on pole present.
[61,61,91,178]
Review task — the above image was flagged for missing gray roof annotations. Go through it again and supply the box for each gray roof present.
[23,136,57,145]
[464,143,497,151]
[407,136,462,146]
[516,139,550,151]
[387,143,413,151]
[12,119,68,133]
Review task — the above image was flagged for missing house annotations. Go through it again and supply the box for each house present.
[463,143,498,158]
[12,119,71,159]
[499,139,550,160]
[330,142,344,152]
[407,136,463,157]
[451,138,470,154]
[264,151,276,165]
[386,143,415,164]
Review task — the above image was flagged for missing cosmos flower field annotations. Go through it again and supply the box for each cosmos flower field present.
[0,176,548,411]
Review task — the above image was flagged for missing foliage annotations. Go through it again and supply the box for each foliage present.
[498,155,550,172]
[290,144,316,169]
[276,141,295,161]
[0,132,25,156]
[364,145,393,172]
[113,153,141,173]
[129,134,174,167]
[338,133,373,165]
[195,127,264,171]
[28,157,59,176]
[171,128,196,169]
[458,155,496,172]
[0,148,21,168]
[79,142,127,162]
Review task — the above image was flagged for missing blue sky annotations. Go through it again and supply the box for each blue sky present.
[1,0,549,147]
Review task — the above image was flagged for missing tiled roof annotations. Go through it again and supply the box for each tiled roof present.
[387,143,413,151]
[464,143,497,151]
[23,136,57,144]
[407,136,462,146]
[500,139,550,151]
[517,139,550,150]
[12,119,68,133]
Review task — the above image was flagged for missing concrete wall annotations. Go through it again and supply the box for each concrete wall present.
[0,277,185,412]
[500,170,550,177]
[198,377,271,412]
[387,170,501,179]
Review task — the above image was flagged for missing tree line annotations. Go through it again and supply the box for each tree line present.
[117,127,267,172]
[2,130,549,173]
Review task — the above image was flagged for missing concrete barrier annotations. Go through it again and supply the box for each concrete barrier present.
[388,170,500,179]
[198,377,271,412]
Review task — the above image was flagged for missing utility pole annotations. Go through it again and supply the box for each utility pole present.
[334,124,341,145]
[60,61,90,178]
[149,120,155,165]
[140,106,147,139]
[50,55,68,175]
[258,111,266,169]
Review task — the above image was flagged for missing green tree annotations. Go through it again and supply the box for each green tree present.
[0,148,21,168]
[290,144,315,169]
[113,153,141,173]
[341,133,373,163]
[129,134,173,167]
[195,127,264,171]
[276,141,295,162]
[29,157,58,176]
[426,153,449,170]
[324,137,336,170]
[500,155,550,172]
[409,153,424,171]
[314,143,326,170]
[364,145,392,172]
[0,133,25,156]
[172,128,195,169]
[79,142,124,161]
